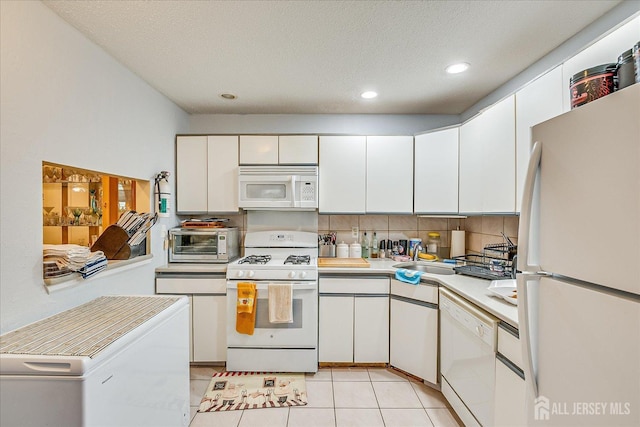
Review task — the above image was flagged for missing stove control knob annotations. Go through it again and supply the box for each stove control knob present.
[300,271,307,278]
[288,271,296,279]
[236,271,245,278]
[247,271,255,278]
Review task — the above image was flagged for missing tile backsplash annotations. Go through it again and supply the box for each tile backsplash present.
[319,214,518,258]
[183,212,518,258]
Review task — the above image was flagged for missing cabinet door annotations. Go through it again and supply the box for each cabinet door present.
[318,295,354,363]
[319,136,366,213]
[207,135,239,212]
[366,136,414,213]
[239,135,278,164]
[354,296,389,363]
[515,67,563,211]
[390,298,438,383]
[279,135,318,164]
[414,129,459,214]
[459,95,516,213]
[192,295,226,362]
[176,136,208,212]
[494,358,526,426]
[459,117,484,213]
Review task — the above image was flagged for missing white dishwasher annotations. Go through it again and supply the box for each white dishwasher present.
[440,288,498,427]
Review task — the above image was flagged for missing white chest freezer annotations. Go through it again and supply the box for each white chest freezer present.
[0,295,190,427]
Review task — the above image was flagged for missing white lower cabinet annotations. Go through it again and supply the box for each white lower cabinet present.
[494,323,526,426]
[318,295,354,362]
[354,296,389,363]
[318,277,390,363]
[192,295,227,362]
[155,275,227,363]
[389,279,438,384]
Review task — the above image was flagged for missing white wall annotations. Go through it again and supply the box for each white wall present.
[189,113,460,135]
[0,1,189,333]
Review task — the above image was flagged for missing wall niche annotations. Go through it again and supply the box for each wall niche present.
[42,162,150,247]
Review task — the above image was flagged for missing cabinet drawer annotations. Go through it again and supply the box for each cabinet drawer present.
[498,323,522,369]
[156,277,226,294]
[390,279,438,304]
[319,277,389,294]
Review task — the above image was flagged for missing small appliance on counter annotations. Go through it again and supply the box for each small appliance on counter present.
[168,226,239,263]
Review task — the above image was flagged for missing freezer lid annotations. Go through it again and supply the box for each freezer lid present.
[532,85,640,295]
[0,296,184,376]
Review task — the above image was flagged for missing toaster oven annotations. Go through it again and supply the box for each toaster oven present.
[168,227,239,263]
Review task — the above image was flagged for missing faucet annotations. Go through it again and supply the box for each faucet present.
[413,244,423,261]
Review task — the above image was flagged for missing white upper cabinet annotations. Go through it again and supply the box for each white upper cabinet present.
[459,95,516,214]
[239,135,278,164]
[319,136,366,213]
[207,136,240,212]
[515,66,563,211]
[278,135,318,164]
[176,135,239,213]
[240,135,318,164]
[176,136,208,213]
[414,128,459,214]
[366,136,414,213]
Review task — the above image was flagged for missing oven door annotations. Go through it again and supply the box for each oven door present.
[226,281,318,348]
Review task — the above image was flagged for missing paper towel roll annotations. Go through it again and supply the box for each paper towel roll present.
[450,230,466,258]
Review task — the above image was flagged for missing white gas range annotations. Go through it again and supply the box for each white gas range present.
[225,231,318,373]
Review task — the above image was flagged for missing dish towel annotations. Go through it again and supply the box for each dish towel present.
[268,283,293,323]
[236,282,257,335]
[395,269,424,285]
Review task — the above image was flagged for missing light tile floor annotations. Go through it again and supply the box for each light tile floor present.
[189,366,464,427]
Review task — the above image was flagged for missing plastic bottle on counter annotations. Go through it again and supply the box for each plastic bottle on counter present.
[361,231,369,258]
[371,232,378,258]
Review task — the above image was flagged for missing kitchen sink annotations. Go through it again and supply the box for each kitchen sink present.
[393,262,455,275]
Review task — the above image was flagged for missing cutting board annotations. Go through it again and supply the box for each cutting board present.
[318,258,370,268]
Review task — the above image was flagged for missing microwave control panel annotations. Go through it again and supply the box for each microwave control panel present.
[301,181,316,201]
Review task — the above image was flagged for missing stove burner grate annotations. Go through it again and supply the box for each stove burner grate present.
[284,255,311,265]
[238,255,272,265]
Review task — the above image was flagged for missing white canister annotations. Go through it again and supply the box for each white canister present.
[336,242,349,258]
[349,242,362,258]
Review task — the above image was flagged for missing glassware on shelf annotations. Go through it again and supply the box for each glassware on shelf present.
[67,207,85,226]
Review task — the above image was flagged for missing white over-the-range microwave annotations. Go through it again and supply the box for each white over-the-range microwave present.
[238,165,318,210]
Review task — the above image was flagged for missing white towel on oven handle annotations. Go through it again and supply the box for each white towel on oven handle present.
[268,283,293,323]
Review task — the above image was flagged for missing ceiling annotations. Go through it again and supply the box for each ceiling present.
[43,0,623,115]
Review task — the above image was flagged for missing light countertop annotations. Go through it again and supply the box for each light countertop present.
[319,258,519,329]
[154,258,519,329]
[155,263,228,274]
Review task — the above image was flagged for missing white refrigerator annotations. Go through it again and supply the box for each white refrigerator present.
[517,84,640,426]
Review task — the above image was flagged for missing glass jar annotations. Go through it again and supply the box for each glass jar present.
[426,232,440,255]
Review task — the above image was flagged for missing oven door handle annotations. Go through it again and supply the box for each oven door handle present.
[226,281,316,291]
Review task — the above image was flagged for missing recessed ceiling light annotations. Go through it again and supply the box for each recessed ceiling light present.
[445,62,470,74]
[361,91,378,99]
[220,93,237,100]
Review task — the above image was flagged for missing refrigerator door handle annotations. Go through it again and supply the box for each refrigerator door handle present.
[517,272,537,398]
[518,141,542,273]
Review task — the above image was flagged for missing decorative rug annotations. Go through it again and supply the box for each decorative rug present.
[198,372,308,412]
